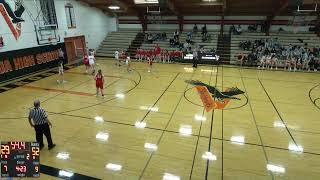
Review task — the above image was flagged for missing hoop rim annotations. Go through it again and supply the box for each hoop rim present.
[48,38,58,45]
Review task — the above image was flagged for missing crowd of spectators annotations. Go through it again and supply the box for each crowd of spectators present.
[237,38,319,71]
[230,25,243,35]
[140,24,216,63]
[145,32,167,43]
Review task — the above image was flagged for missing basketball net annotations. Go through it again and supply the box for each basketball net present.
[48,37,58,46]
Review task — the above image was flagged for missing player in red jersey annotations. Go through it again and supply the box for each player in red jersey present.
[120,49,125,64]
[95,69,104,97]
[155,44,161,62]
[147,57,153,73]
[83,55,90,73]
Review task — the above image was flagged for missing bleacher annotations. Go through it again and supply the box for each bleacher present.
[140,30,219,52]
[96,30,139,57]
[230,31,320,64]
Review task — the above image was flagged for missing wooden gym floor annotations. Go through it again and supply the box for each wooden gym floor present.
[0,58,320,180]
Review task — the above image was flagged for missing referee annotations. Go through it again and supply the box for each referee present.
[28,100,56,150]
[192,49,198,68]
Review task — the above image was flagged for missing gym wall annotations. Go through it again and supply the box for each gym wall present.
[0,0,117,53]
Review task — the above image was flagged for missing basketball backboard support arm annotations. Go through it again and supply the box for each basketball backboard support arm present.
[297,3,318,12]
[14,0,60,45]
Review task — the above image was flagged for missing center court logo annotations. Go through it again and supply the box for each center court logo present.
[185,80,247,111]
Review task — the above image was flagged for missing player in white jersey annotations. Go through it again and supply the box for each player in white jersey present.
[57,61,65,84]
[88,52,96,75]
[115,50,120,66]
[126,55,132,72]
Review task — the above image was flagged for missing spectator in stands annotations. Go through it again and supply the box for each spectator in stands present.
[268,54,278,70]
[236,25,242,35]
[174,29,179,40]
[193,24,198,35]
[291,56,298,71]
[202,24,208,37]
[258,54,267,69]
[209,48,216,54]
[247,52,258,66]
[248,24,258,32]
[173,38,180,48]
[148,33,153,43]
[302,51,310,70]
[261,21,267,33]
[308,53,319,71]
[187,31,193,40]
[183,42,189,50]
[284,55,292,71]
[144,33,148,42]
[169,38,174,47]
[154,33,161,41]
[161,32,167,41]
[230,24,236,34]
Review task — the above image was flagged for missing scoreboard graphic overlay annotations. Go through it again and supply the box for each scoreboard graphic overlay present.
[1,141,40,178]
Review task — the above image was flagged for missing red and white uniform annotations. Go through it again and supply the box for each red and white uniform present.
[58,64,64,75]
[83,55,89,66]
[95,74,104,89]
[148,58,153,66]
[155,45,161,55]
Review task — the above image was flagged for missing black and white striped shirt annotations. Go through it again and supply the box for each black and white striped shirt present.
[28,107,48,125]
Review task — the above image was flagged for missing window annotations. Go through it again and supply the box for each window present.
[39,0,58,28]
[65,3,76,29]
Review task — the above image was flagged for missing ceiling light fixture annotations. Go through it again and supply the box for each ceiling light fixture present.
[108,5,120,10]
[134,0,159,4]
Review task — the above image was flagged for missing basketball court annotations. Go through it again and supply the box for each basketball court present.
[1,0,320,179]
[0,59,319,179]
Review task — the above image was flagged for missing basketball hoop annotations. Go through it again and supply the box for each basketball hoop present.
[290,10,314,33]
[48,37,58,46]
